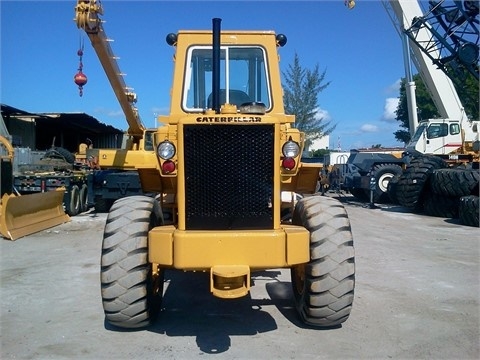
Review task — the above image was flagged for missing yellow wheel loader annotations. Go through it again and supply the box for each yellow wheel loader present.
[75,1,355,329]
[0,135,70,241]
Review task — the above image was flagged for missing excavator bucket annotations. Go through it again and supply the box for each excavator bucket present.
[0,188,70,241]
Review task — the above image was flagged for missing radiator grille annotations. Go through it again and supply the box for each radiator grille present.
[184,124,274,230]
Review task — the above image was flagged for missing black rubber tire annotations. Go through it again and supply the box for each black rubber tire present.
[66,185,80,216]
[423,193,459,219]
[291,196,355,328]
[101,196,164,328]
[396,155,446,210]
[458,195,479,227]
[79,184,88,213]
[387,173,401,204]
[94,197,114,213]
[44,147,75,164]
[371,163,403,203]
[430,168,479,197]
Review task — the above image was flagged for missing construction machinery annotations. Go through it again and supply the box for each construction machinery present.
[0,119,70,241]
[342,1,479,222]
[383,0,479,226]
[74,0,156,212]
[12,144,90,216]
[74,0,355,328]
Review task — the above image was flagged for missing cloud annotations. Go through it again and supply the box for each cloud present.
[382,97,399,122]
[93,107,124,118]
[385,79,401,94]
[107,110,125,118]
[151,106,170,115]
[360,124,379,133]
[314,107,331,121]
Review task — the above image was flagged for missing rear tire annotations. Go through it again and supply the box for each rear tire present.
[423,193,459,218]
[291,196,355,327]
[66,185,80,216]
[387,174,401,204]
[371,163,403,203]
[430,168,479,197]
[101,195,164,328]
[458,195,479,227]
[79,184,88,213]
[44,147,75,164]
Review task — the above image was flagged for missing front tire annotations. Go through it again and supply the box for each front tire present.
[291,196,355,327]
[101,195,164,328]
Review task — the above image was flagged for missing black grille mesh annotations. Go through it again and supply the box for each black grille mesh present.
[184,124,274,230]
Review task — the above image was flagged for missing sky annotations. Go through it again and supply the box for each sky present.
[1,0,430,150]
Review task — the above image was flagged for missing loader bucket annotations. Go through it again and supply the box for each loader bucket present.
[0,188,70,241]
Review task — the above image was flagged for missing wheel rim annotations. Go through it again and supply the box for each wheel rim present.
[292,264,306,296]
[378,173,393,193]
[150,264,164,298]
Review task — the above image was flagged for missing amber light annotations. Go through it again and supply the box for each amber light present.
[282,157,296,170]
[162,160,176,174]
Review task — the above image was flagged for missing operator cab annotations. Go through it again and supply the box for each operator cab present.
[406,119,463,155]
[182,46,270,113]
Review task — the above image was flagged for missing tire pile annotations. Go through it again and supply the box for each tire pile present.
[388,155,479,227]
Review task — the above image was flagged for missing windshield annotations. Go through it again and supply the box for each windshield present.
[183,46,270,112]
[408,123,427,145]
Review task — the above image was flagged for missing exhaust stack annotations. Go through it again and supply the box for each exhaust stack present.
[212,18,221,113]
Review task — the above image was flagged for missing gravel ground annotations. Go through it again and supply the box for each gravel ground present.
[1,194,479,359]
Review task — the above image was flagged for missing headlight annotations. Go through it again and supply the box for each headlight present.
[282,140,300,158]
[157,141,176,160]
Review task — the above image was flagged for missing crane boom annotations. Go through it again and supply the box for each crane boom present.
[386,0,468,123]
[74,0,145,145]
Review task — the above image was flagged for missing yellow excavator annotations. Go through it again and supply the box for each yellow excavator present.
[0,126,70,241]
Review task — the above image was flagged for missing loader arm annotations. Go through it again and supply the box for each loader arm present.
[74,0,145,147]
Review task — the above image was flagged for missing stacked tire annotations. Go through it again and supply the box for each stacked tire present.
[392,155,479,227]
[395,155,446,211]
[430,168,479,227]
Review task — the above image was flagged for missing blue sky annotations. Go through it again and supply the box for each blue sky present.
[1,0,424,150]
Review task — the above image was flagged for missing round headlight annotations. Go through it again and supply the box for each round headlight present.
[157,141,176,160]
[282,141,300,158]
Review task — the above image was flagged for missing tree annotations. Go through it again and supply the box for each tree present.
[394,72,479,144]
[283,53,336,148]
[394,74,439,144]
[450,71,479,122]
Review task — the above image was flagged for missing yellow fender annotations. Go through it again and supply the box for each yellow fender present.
[0,188,70,241]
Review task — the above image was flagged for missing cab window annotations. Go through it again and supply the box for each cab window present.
[183,46,270,112]
[449,123,461,135]
[427,123,448,139]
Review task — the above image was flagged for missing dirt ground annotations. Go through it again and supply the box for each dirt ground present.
[1,193,479,359]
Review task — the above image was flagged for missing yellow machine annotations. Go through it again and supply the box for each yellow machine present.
[75,0,355,329]
[0,135,70,241]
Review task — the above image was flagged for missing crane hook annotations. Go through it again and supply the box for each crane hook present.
[345,0,355,10]
[74,39,88,97]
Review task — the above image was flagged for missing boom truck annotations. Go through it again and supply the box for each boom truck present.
[341,0,479,226]
[74,0,154,212]
[74,1,355,328]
